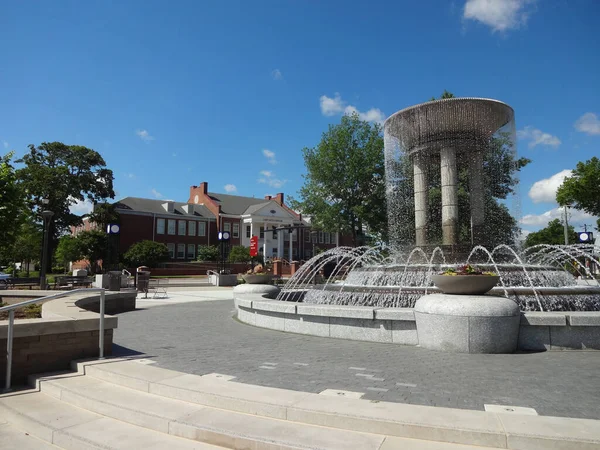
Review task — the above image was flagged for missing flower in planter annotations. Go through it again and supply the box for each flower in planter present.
[441,264,496,276]
[246,264,272,275]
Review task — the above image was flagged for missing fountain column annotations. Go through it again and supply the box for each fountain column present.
[469,150,485,245]
[413,154,428,246]
[440,147,458,245]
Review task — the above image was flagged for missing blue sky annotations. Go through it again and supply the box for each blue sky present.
[1,0,598,234]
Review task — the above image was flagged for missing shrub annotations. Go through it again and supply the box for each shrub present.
[123,241,170,268]
[228,246,251,263]
[197,245,220,262]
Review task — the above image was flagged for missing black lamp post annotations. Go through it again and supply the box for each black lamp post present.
[40,209,54,290]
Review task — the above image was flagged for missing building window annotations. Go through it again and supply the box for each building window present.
[223,222,231,233]
[305,249,312,258]
[198,221,206,236]
[177,243,185,259]
[319,231,324,243]
[324,232,330,244]
[168,220,176,235]
[260,226,264,238]
[272,226,277,238]
[272,248,278,256]
[312,232,318,244]
[178,220,186,235]
[305,230,311,242]
[293,248,298,257]
[332,232,337,244]
[167,243,175,259]
[187,244,195,259]
[157,219,165,234]
[246,225,251,238]
[188,221,196,236]
[233,223,239,238]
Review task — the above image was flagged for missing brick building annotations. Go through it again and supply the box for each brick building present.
[72,181,348,262]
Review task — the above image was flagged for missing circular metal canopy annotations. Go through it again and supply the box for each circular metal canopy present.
[384,97,514,153]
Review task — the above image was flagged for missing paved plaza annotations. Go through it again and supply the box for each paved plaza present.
[112,288,600,420]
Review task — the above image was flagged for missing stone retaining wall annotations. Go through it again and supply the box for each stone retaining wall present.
[235,295,600,351]
[0,290,136,386]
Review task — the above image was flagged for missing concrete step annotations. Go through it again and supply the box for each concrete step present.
[71,358,600,450]
[0,420,61,449]
[0,389,224,449]
[31,371,388,450]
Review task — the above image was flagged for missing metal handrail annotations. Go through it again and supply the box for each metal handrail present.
[1,288,106,391]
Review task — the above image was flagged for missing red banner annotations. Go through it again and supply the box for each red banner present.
[250,235,259,257]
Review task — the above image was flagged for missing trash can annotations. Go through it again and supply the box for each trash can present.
[108,271,122,291]
[136,268,150,297]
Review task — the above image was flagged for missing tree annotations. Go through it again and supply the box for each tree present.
[524,219,578,248]
[55,235,84,273]
[122,241,169,268]
[196,245,220,261]
[0,152,25,255]
[85,202,120,231]
[228,246,251,263]
[290,113,386,246]
[556,157,600,231]
[429,90,455,101]
[9,221,42,275]
[16,142,115,267]
[75,230,108,274]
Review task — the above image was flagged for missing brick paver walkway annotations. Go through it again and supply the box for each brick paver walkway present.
[113,300,600,419]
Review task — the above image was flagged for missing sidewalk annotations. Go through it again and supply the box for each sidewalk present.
[135,286,234,308]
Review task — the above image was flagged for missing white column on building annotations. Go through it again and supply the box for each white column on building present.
[440,147,459,245]
[469,150,485,245]
[277,226,283,260]
[289,226,293,261]
[249,221,254,239]
[413,153,428,247]
[262,222,268,258]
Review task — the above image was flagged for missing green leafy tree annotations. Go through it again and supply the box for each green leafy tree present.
[290,113,386,246]
[556,157,600,231]
[75,230,108,274]
[16,142,115,267]
[196,245,220,261]
[228,245,251,263]
[122,240,169,268]
[85,202,120,231]
[10,221,42,276]
[524,219,577,248]
[55,235,84,272]
[0,152,25,255]
[429,90,455,101]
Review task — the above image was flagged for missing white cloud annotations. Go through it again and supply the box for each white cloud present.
[2,141,8,149]
[258,170,287,189]
[262,149,277,164]
[521,207,596,228]
[463,0,536,32]
[574,112,600,136]
[517,126,561,149]
[151,188,163,199]
[320,93,345,116]
[528,169,572,203]
[69,198,94,215]
[224,184,237,193]
[271,69,283,80]
[319,93,385,124]
[136,129,155,142]
[126,173,136,179]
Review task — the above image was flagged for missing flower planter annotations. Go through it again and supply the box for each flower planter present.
[242,274,273,285]
[431,274,500,295]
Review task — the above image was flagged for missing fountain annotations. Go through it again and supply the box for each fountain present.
[236,98,600,353]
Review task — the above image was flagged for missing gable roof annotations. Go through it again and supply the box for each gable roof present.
[207,192,272,215]
[113,197,215,219]
[243,201,273,215]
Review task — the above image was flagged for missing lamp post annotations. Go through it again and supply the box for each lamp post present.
[40,209,54,290]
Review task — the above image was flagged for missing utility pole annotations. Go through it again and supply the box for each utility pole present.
[563,205,569,245]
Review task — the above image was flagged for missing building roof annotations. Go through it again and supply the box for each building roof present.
[114,197,215,219]
[242,202,273,215]
[207,192,273,215]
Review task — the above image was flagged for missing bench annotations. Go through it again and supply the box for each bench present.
[54,276,94,290]
[4,277,41,290]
